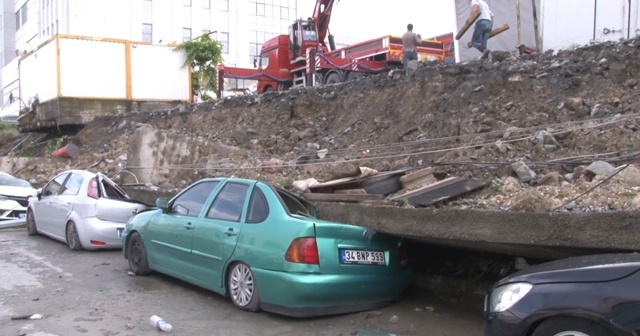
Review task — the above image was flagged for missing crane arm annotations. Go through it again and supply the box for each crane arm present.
[313,0,337,49]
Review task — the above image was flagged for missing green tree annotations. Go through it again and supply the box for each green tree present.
[175,31,224,101]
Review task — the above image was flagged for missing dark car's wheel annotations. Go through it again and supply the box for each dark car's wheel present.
[127,233,151,275]
[532,317,615,336]
[228,262,260,312]
[26,209,38,236]
[65,221,83,251]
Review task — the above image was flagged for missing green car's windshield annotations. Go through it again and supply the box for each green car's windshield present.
[0,173,32,188]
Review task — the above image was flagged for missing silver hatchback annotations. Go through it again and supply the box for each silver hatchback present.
[27,170,151,250]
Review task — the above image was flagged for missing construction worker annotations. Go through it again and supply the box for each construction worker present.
[467,0,494,60]
[402,23,422,75]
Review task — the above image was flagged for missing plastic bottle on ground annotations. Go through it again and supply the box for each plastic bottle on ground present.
[149,315,173,333]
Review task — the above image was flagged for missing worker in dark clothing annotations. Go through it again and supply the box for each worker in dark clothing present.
[402,23,422,75]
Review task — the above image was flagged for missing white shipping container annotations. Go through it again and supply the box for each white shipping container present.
[130,44,191,101]
[19,36,191,103]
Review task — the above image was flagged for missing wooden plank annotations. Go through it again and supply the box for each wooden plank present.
[334,189,368,195]
[402,174,438,191]
[456,11,481,40]
[390,177,464,202]
[361,200,397,206]
[408,178,487,207]
[303,193,385,202]
[466,24,510,48]
[399,167,434,184]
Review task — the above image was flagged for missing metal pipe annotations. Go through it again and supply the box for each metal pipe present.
[532,0,541,51]
[516,0,522,46]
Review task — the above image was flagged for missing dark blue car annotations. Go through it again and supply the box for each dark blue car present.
[484,253,640,336]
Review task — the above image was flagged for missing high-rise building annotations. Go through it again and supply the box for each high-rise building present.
[0,0,301,119]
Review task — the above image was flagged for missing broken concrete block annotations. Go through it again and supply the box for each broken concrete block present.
[330,161,360,179]
[612,165,640,187]
[586,161,615,176]
[590,104,610,119]
[509,189,553,212]
[537,172,562,186]
[512,161,537,183]
[565,97,583,111]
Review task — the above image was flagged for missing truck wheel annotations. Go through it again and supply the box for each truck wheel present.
[347,72,364,81]
[325,72,342,85]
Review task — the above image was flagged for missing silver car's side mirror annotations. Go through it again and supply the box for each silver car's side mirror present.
[36,188,42,200]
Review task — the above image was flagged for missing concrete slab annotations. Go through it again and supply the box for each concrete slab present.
[316,203,640,260]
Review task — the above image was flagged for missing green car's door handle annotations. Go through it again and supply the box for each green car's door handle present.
[225,229,238,236]
[184,222,194,230]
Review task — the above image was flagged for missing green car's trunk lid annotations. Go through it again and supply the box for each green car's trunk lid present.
[313,220,402,275]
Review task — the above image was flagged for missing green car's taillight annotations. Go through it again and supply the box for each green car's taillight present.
[285,237,319,264]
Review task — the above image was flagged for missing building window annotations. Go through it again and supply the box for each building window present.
[221,0,228,12]
[142,23,153,43]
[183,0,191,6]
[249,42,262,64]
[15,3,28,30]
[219,32,229,54]
[182,28,192,42]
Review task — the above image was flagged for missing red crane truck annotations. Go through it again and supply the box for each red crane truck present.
[216,0,451,97]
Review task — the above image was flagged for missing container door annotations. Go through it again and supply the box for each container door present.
[594,0,631,42]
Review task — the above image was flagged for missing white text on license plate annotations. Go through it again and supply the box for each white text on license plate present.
[340,249,385,265]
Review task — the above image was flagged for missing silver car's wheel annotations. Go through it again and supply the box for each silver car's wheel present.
[65,221,83,251]
[26,209,38,236]
[532,317,614,336]
[228,262,260,312]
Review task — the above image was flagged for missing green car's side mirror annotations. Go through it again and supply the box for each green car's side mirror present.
[155,198,169,211]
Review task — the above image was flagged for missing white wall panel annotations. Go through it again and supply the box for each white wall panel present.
[130,44,190,101]
[540,0,596,51]
[58,38,126,99]
[19,40,57,103]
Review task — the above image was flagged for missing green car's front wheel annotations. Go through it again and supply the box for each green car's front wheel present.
[228,262,260,312]
[128,232,151,275]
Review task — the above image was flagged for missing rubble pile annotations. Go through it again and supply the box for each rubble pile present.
[2,37,640,212]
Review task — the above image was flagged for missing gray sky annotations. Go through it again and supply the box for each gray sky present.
[297,0,457,43]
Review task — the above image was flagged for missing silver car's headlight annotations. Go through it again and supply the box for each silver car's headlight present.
[488,282,533,312]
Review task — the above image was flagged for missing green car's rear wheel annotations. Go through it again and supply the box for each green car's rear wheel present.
[228,262,260,312]
[128,232,151,275]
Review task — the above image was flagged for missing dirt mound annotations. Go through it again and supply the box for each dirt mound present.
[3,37,640,211]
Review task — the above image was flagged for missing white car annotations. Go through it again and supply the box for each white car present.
[0,172,37,228]
[27,170,152,250]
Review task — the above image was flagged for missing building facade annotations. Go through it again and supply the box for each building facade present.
[0,0,301,118]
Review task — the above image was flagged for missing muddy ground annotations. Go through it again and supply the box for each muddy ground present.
[2,37,640,213]
[0,229,484,336]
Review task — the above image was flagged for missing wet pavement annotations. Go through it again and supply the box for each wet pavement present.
[0,229,484,336]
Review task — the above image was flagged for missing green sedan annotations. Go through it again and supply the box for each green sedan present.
[122,177,412,317]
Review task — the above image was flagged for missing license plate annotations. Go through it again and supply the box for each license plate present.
[340,249,385,265]
[18,213,26,219]
[117,228,124,238]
